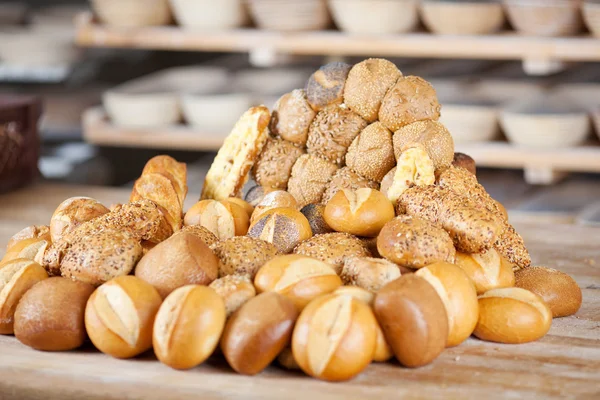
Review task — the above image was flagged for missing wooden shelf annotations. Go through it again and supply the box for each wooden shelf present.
[82,107,224,151]
[75,12,600,73]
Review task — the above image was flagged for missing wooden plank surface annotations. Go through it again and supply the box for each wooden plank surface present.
[0,184,599,400]
[74,13,600,63]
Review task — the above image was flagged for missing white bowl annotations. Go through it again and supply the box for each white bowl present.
[247,0,331,31]
[91,0,173,27]
[441,103,500,144]
[421,0,505,35]
[504,0,583,36]
[182,92,253,133]
[328,0,419,34]
[169,0,249,29]
[0,28,78,67]
[501,95,591,148]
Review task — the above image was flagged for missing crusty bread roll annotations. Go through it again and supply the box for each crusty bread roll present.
[515,266,582,318]
[340,256,401,292]
[306,104,367,166]
[306,62,352,111]
[251,190,298,225]
[183,199,249,240]
[135,232,219,298]
[253,138,305,190]
[300,203,333,235]
[343,58,402,122]
[14,277,94,351]
[393,120,455,170]
[321,167,378,205]
[209,274,256,317]
[345,122,395,183]
[221,197,254,218]
[1,237,50,267]
[270,89,316,146]
[202,106,270,200]
[244,185,277,207]
[6,225,51,252]
[287,154,339,208]
[131,173,183,233]
[247,207,313,254]
[385,145,435,204]
[50,197,109,243]
[455,249,515,295]
[211,236,279,278]
[178,225,218,248]
[141,155,188,210]
[452,152,476,175]
[293,232,371,274]
[377,215,456,268]
[379,76,441,132]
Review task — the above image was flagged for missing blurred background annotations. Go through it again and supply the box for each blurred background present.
[2,0,600,223]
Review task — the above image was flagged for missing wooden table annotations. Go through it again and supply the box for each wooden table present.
[1,184,599,400]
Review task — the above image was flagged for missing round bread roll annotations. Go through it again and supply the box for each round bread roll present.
[377,215,456,269]
[253,138,305,190]
[211,236,279,278]
[345,122,395,182]
[183,199,249,240]
[7,225,51,251]
[515,266,582,318]
[60,229,142,287]
[244,185,277,207]
[379,167,395,199]
[287,154,339,208]
[379,76,441,132]
[393,120,455,170]
[135,232,219,299]
[306,104,367,166]
[178,225,218,248]
[455,249,515,295]
[343,58,402,122]
[321,167,378,205]
[247,207,313,254]
[1,237,50,267]
[270,89,316,146]
[306,62,352,111]
[340,256,401,293]
[209,274,256,317]
[251,190,298,225]
[14,277,94,351]
[300,203,333,235]
[221,197,254,218]
[452,152,476,175]
[293,232,371,275]
[50,197,109,243]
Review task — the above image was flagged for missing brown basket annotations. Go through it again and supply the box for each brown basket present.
[0,96,42,194]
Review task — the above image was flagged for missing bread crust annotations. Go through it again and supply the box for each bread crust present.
[253,138,305,190]
[270,90,316,145]
[345,122,395,182]
[306,62,352,111]
[288,154,339,208]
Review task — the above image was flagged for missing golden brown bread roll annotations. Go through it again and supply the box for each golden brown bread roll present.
[306,62,352,111]
[209,274,256,317]
[134,232,219,299]
[183,199,249,240]
[455,249,516,295]
[131,173,183,233]
[345,122,395,182]
[515,266,582,318]
[379,167,395,199]
[50,197,109,243]
[1,237,50,267]
[252,138,305,190]
[247,207,313,254]
[202,106,270,200]
[60,229,143,287]
[221,197,254,218]
[141,155,188,209]
[343,58,402,122]
[452,152,476,175]
[393,120,455,170]
[293,232,371,274]
[384,145,435,204]
[300,203,333,235]
[379,75,441,132]
[14,277,94,351]
[321,166,378,205]
[270,89,316,146]
[178,225,218,248]
[306,104,367,166]
[340,256,401,292]
[244,185,277,207]
[6,225,51,251]
[398,185,504,254]
[377,215,456,268]
[287,154,339,208]
[211,236,279,278]
[251,190,298,224]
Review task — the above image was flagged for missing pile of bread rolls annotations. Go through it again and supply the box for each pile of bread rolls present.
[0,58,584,383]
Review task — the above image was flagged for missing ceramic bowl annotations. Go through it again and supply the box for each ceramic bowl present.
[90,0,173,27]
[503,0,583,36]
[246,0,331,31]
[169,0,249,29]
[328,0,419,34]
[421,0,506,35]
[182,92,253,132]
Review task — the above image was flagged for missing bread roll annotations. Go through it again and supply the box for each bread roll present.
[379,167,395,199]
[251,190,298,224]
[141,155,188,209]
[321,167,378,205]
[393,120,454,170]
[306,104,367,166]
[340,256,401,292]
[300,203,333,235]
[135,232,219,298]
[247,207,313,254]
[452,152,476,175]
[244,185,277,207]
[377,215,456,268]
[131,173,183,233]
[209,274,256,317]
[345,122,395,182]
[288,154,339,208]
[385,145,435,204]
[221,197,254,218]
[14,277,94,351]
[183,199,249,240]
[379,76,441,132]
[1,237,50,267]
[212,236,278,278]
[7,225,51,251]
[270,89,316,146]
[306,62,352,111]
[515,266,581,318]
[61,229,142,287]
[293,232,371,274]
[252,138,305,190]
[178,225,218,248]
[50,197,109,243]
[344,58,402,122]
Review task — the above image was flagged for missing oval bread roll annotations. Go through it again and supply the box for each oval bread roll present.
[270,89,316,146]
[321,167,378,205]
[345,122,395,183]
[288,154,339,208]
[253,138,305,190]
[393,120,454,170]
[306,62,352,111]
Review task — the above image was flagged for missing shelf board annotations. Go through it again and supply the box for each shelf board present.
[82,107,224,151]
[75,12,600,63]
